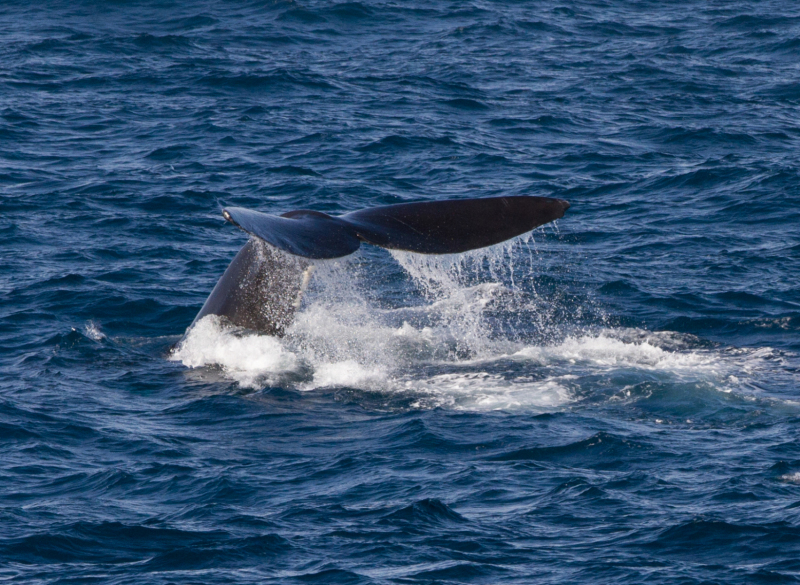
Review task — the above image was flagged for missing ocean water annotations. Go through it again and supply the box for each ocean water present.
[2,0,800,583]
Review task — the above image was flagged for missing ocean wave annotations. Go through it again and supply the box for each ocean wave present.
[5,0,800,581]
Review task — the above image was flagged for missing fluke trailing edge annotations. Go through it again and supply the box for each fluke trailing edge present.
[189,196,569,336]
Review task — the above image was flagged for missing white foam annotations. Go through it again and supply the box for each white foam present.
[513,331,721,374]
[171,315,299,389]
[304,360,387,391]
[779,472,800,484]
[83,321,106,341]
[172,313,788,411]
[171,238,791,411]
[402,372,573,411]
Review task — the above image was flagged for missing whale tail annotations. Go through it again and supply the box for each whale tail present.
[188,196,569,336]
[190,238,312,337]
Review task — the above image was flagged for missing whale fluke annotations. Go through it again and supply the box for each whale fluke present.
[223,196,569,259]
[189,196,569,337]
[222,208,361,259]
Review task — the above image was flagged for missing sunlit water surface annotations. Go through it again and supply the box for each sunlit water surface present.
[1,1,799,583]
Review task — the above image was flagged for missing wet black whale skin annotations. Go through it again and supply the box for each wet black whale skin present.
[223,196,570,259]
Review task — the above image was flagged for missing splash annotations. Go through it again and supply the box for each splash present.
[403,373,573,411]
[83,321,106,341]
[171,237,781,410]
[388,232,548,357]
[172,315,298,388]
[779,472,800,484]
[514,331,721,374]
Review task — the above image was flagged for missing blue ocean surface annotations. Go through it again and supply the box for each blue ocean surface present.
[2,0,800,583]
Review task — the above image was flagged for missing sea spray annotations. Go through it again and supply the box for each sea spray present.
[170,238,779,413]
[389,231,564,354]
[173,315,299,389]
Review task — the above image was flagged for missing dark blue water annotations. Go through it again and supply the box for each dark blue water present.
[2,1,800,583]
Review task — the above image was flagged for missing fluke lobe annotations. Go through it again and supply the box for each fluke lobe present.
[189,196,569,337]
